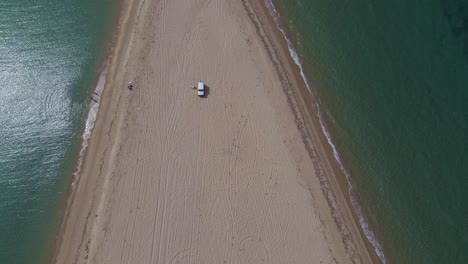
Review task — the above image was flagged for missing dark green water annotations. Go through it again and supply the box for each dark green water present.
[270,0,468,263]
[0,0,112,263]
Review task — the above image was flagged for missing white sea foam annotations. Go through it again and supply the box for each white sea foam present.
[264,1,386,262]
[71,63,108,190]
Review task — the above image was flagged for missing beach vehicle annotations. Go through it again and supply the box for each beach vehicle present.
[197,81,205,97]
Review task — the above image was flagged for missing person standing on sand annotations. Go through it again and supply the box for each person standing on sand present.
[128,81,134,90]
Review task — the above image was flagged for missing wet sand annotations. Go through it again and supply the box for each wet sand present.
[52,0,373,263]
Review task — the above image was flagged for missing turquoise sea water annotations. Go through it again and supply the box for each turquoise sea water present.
[270,0,468,263]
[0,0,112,263]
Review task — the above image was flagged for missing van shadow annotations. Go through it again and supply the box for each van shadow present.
[202,85,210,98]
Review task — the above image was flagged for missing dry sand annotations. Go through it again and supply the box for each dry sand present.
[53,0,374,263]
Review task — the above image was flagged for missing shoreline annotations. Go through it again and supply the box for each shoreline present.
[52,0,375,263]
[48,0,139,262]
[47,64,109,263]
[245,1,381,262]
[259,0,386,262]
[45,1,124,261]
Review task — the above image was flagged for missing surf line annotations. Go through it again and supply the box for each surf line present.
[263,0,386,262]
[71,63,108,190]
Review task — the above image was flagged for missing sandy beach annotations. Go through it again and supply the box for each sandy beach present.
[52,0,374,263]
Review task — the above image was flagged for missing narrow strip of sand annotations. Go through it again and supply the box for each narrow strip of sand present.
[53,0,374,263]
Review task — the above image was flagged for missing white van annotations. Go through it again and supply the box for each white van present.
[197,81,205,97]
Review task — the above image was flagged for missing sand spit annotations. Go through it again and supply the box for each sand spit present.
[53,0,373,263]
